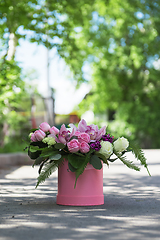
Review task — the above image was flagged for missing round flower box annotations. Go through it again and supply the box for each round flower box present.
[56,160,104,206]
[26,119,150,203]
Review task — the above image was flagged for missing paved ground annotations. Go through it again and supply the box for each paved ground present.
[0,149,160,240]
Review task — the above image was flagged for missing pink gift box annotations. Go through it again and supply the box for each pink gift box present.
[56,159,104,206]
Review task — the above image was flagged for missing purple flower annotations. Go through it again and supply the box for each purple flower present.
[78,119,88,132]
[57,124,70,145]
[96,126,106,141]
[102,134,114,143]
[90,141,101,151]
[85,124,98,140]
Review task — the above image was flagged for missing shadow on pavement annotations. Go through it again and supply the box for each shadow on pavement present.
[0,160,160,240]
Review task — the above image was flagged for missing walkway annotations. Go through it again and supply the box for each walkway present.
[0,150,160,240]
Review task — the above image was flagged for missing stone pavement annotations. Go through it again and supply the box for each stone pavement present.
[0,150,160,240]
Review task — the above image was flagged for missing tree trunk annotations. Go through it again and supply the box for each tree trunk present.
[7,32,17,60]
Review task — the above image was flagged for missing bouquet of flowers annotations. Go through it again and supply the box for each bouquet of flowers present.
[26,119,150,188]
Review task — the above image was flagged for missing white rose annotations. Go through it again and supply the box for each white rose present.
[98,141,113,159]
[113,137,129,153]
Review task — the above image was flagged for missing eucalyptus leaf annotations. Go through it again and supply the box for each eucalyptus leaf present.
[49,154,62,160]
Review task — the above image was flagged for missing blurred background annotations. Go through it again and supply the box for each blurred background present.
[0,0,160,153]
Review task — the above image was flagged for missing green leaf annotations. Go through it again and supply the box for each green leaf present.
[130,142,151,176]
[38,158,49,174]
[73,152,85,157]
[54,143,66,150]
[108,157,118,162]
[49,154,62,160]
[30,128,38,132]
[74,154,90,188]
[68,162,76,172]
[116,153,140,171]
[95,152,109,165]
[28,147,41,160]
[36,158,63,188]
[89,155,102,170]
[32,156,45,166]
[68,154,85,169]
[40,148,57,157]
[29,145,40,152]
[30,141,47,148]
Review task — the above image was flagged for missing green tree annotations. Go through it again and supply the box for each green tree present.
[1,0,160,149]
[0,58,31,147]
[0,0,95,82]
[0,0,95,149]
[79,0,160,148]
[0,0,38,148]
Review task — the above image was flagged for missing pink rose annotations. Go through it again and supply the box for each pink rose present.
[39,122,50,132]
[78,132,90,143]
[80,141,90,153]
[49,126,59,135]
[34,129,46,141]
[67,139,80,153]
[30,133,37,142]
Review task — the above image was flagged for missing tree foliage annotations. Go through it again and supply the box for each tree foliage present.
[79,0,160,148]
[0,58,31,147]
[0,0,95,148]
[0,0,95,83]
[1,0,160,148]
